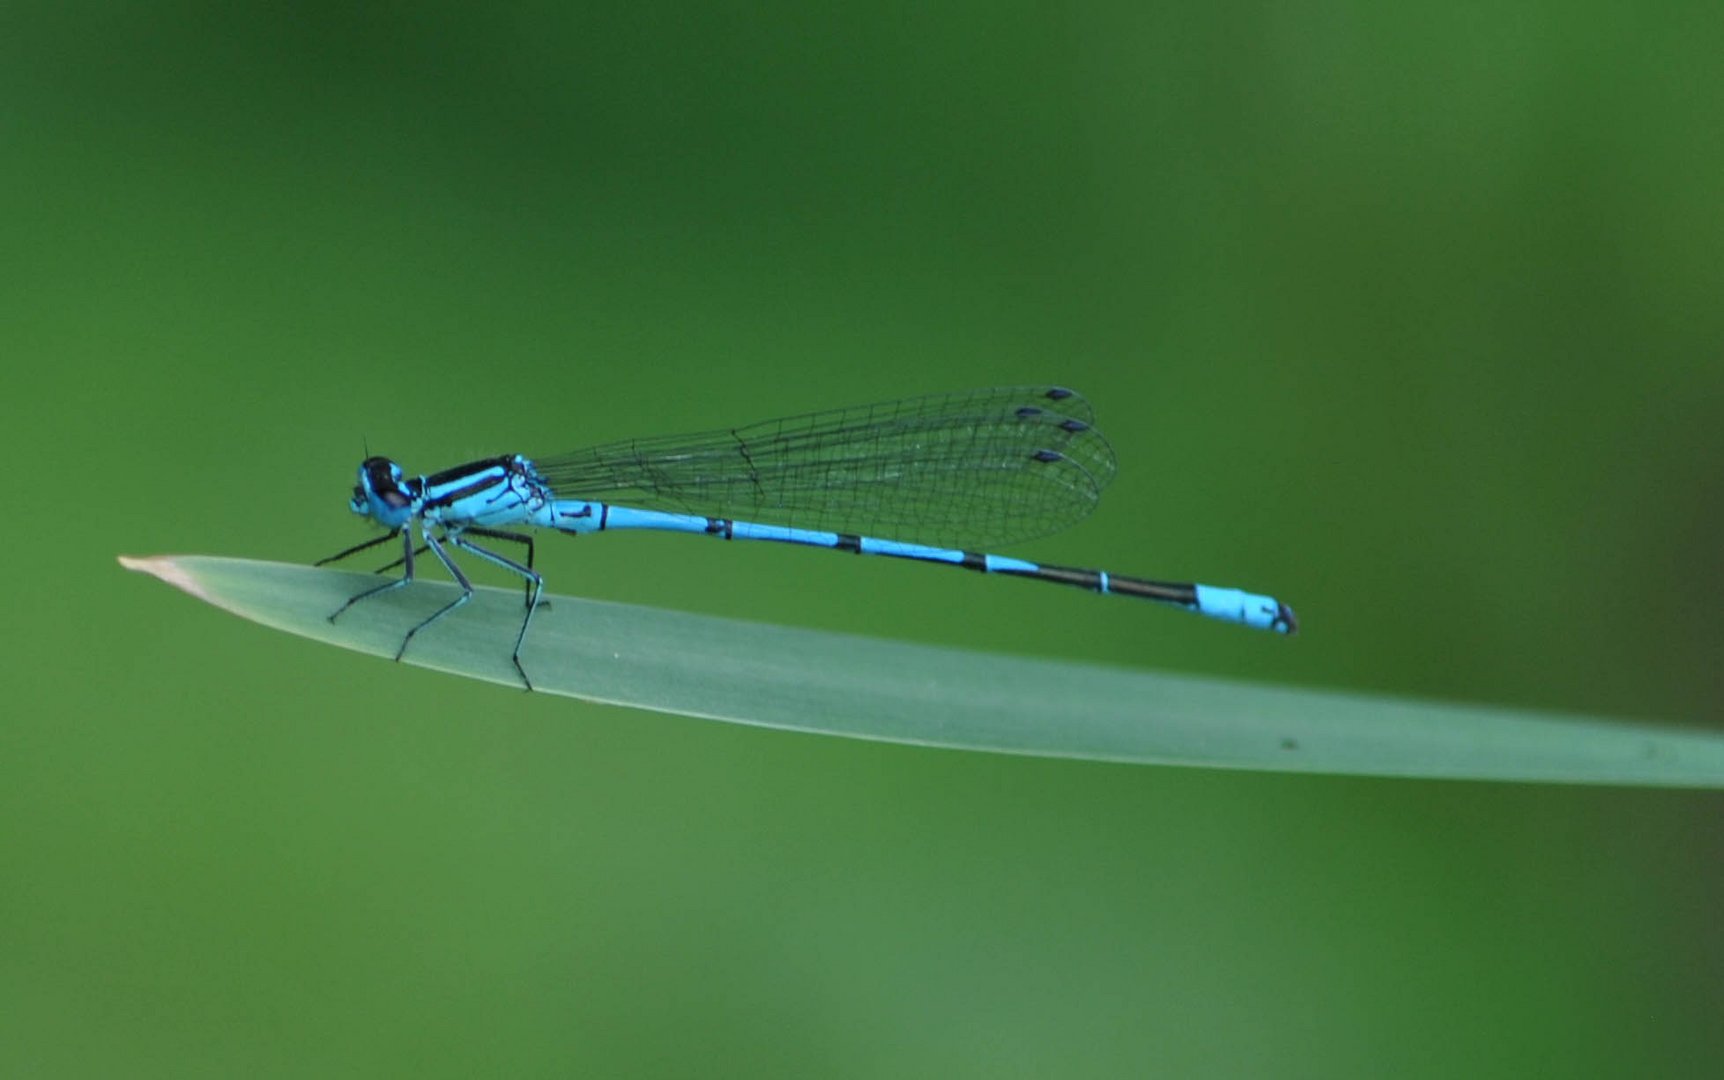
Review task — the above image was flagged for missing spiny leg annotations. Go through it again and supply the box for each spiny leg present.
[372,543,429,576]
[449,533,543,691]
[463,526,540,610]
[372,530,533,592]
[389,524,475,659]
[327,529,416,622]
[394,529,474,662]
[316,529,400,568]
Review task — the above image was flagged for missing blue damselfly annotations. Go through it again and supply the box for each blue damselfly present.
[319,387,1297,688]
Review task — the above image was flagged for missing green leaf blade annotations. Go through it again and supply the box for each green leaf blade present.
[120,555,1724,787]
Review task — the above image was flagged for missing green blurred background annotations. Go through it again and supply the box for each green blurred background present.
[6,3,1724,1076]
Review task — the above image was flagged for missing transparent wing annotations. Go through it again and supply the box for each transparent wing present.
[533,386,1118,549]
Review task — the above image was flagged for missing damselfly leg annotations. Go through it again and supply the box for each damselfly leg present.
[391,530,473,662]
[369,526,539,609]
[447,533,544,690]
[320,526,544,689]
[316,529,402,569]
[321,528,418,621]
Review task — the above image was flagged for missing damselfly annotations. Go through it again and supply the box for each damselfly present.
[319,386,1297,688]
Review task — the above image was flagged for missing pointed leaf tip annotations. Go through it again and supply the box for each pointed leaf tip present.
[119,554,214,605]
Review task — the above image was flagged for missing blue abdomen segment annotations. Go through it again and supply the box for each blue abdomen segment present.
[1192,585,1299,634]
[579,501,1298,635]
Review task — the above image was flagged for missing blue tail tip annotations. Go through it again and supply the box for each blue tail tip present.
[1275,602,1299,635]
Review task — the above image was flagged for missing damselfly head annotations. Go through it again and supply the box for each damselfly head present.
[350,456,416,528]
